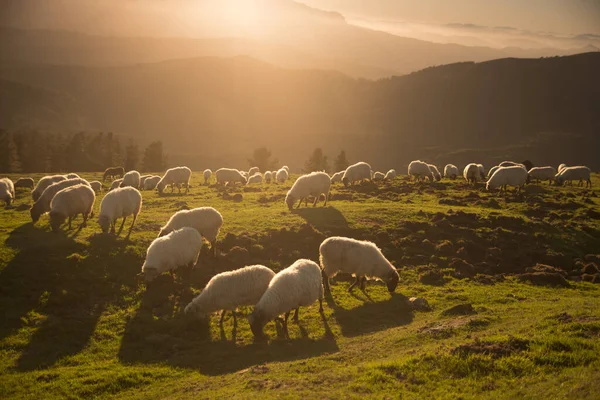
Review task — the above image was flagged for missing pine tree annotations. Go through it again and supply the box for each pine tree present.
[303,148,329,173]
[124,139,139,171]
[142,141,167,172]
[0,130,21,172]
[247,147,278,172]
[333,150,349,172]
[49,134,68,172]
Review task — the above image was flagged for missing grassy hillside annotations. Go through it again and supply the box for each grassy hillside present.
[1,172,599,398]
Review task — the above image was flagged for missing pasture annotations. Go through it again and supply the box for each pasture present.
[1,171,600,399]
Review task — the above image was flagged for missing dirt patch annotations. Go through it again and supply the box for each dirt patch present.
[257,194,285,204]
[452,337,530,359]
[525,264,567,276]
[474,274,505,285]
[449,259,476,279]
[518,272,570,287]
[442,303,476,316]
[419,317,489,336]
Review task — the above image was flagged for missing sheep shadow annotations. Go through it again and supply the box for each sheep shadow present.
[294,206,349,233]
[0,224,139,371]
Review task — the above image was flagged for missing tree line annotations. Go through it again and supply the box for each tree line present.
[248,147,350,174]
[0,130,167,173]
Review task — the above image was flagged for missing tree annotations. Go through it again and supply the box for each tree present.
[303,148,329,173]
[248,147,278,172]
[142,141,167,172]
[0,130,20,172]
[124,139,139,171]
[333,150,349,172]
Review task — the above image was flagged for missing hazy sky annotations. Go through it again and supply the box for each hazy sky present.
[299,0,600,34]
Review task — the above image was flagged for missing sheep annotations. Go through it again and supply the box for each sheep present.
[98,187,142,236]
[319,236,399,295]
[14,177,34,189]
[443,164,458,179]
[141,227,202,282]
[428,164,442,181]
[157,166,192,194]
[285,172,330,210]
[103,166,124,182]
[248,259,324,338]
[330,171,344,184]
[215,168,247,186]
[264,171,272,183]
[487,165,500,179]
[498,161,523,167]
[477,164,486,180]
[110,179,123,191]
[89,181,103,193]
[486,165,528,193]
[248,167,260,176]
[384,169,397,181]
[158,207,223,256]
[66,173,80,179]
[555,166,592,188]
[558,163,568,173]
[528,166,557,184]
[247,172,263,185]
[0,178,15,206]
[32,175,67,201]
[282,166,290,173]
[240,171,248,179]
[408,160,433,182]
[120,170,141,189]
[276,168,289,184]
[30,178,90,223]
[463,163,481,184]
[139,175,152,189]
[143,176,161,190]
[48,184,95,232]
[372,171,385,181]
[184,265,275,323]
[342,161,372,186]
[203,169,212,184]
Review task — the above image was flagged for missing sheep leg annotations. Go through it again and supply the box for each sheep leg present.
[348,276,360,292]
[82,213,88,228]
[117,216,127,235]
[68,216,73,230]
[211,240,217,257]
[232,310,237,325]
[322,270,331,295]
[360,276,367,291]
[127,214,138,238]
[296,199,303,209]
[283,311,291,337]
[293,307,299,322]
[110,222,116,235]
[323,192,328,207]
[312,196,318,207]
[220,310,227,324]
[185,183,190,194]
[319,298,324,313]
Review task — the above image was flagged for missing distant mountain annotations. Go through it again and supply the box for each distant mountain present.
[1,53,599,170]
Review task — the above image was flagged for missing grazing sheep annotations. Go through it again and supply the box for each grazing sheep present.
[428,164,442,181]
[486,165,528,193]
[463,163,481,184]
[248,167,260,176]
[319,236,399,295]
[142,227,202,282]
[330,171,344,183]
[477,164,486,180]
[203,169,212,184]
[248,259,324,338]
[120,170,141,189]
[66,173,80,179]
[443,164,458,179]
[285,172,330,210]
[276,168,289,184]
[528,166,557,184]
[282,166,290,173]
[143,176,161,190]
[487,165,500,179]
[158,207,223,256]
[555,166,592,188]
[30,178,90,223]
[408,160,433,182]
[372,171,385,181]
[103,166,124,182]
[89,181,103,193]
[343,161,372,186]
[139,175,152,189]
[247,173,263,185]
[157,166,192,194]
[184,265,275,322]
[110,179,123,191]
[240,171,248,179]
[0,178,15,206]
[384,169,397,181]
[264,171,272,183]
[98,187,142,236]
[49,184,95,232]
[32,175,67,201]
[215,168,247,186]
[558,163,568,173]
[498,161,523,167]
[14,177,34,189]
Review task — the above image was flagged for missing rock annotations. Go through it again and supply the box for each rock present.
[518,272,570,287]
[435,240,453,256]
[232,193,243,202]
[568,276,582,282]
[409,297,431,311]
[442,303,476,316]
[449,258,476,278]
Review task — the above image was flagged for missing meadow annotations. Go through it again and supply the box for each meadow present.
[1,171,600,399]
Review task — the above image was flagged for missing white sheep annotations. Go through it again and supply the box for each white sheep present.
[555,166,592,188]
[248,259,324,338]
[30,178,90,223]
[142,227,202,282]
[282,166,290,173]
[486,165,528,193]
[372,171,385,181]
[330,171,344,183]
[498,161,522,167]
[89,181,103,193]
[120,170,141,189]
[139,175,152,189]
[264,171,272,183]
[110,179,123,191]
[477,164,486,180]
[0,178,15,206]
[14,177,34,189]
[142,176,160,190]
[203,169,212,185]
[463,163,481,184]
[215,168,247,186]
[343,161,372,186]
[247,172,263,185]
[98,187,142,236]
[157,166,192,194]
[528,166,557,184]
[276,168,289,184]
[49,184,95,232]
[240,171,248,179]
[319,236,399,295]
[285,172,330,210]
[384,169,397,181]
[184,265,276,323]
[428,164,442,181]
[65,173,80,179]
[486,165,500,179]
[558,163,568,173]
[32,175,67,201]
[443,164,458,179]
[408,160,433,182]
[248,167,260,176]
[158,207,223,256]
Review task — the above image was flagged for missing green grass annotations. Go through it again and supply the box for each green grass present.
[1,172,600,399]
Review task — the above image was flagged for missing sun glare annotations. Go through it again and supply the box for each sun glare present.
[209,0,266,35]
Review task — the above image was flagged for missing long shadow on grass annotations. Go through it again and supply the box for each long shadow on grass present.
[295,206,349,233]
[0,225,140,371]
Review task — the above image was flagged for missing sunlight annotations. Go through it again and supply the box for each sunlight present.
[204,0,267,36]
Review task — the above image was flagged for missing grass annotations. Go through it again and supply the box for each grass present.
[1,171,600,399]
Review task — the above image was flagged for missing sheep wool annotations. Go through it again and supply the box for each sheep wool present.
[248,167,260,176]
[203,169,212,184]
[32,175,67,201]
[558,163,567,173]
[139,175,152,189]
[103,166,124,182]
[0,178,15,206]
[477,164,486,180]
[158,207,223,256]
[264,171,272,183]
[66,173,80,179]
[372,171,385,181]
[408,160,433,182]
[247,173,263,185]
[30,178,91,223]
[282,166,290,173]
[89,181,103,193]
[384,169,397,181]
[157,166,192,194]
[486,165,528,192]
[285,172,330,210]
[487,165,500,179]
[330,171,344,183]
[98,187,142,236]
[528,166,557,184]
[248,259,324,338]
[215,168,247,185]
[49,184,95,232]
[276,168,289,184]
[428,164,442,181]
[14,177,34,189]
[342,161,372,186]
[120,170,141,189]
[142,227,203,282]
[143,176,161,190]
[319,236,399,294]
[184,265,275,320]
[444,164,458,179]
[463,163,481,184]
[555,166,592,188]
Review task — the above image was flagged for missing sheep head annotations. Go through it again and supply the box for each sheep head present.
[386,270,400,293]
[285,193,296,210]
[248,310,267,338]
[48,211,65,233]
[98,215,111,234]
[143,266,159,282]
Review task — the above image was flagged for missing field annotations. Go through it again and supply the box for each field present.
[1,172,600,399]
